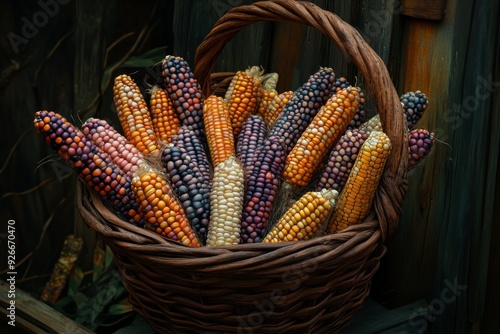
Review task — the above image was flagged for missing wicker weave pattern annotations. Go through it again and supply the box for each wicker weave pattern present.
[77,1,409,333]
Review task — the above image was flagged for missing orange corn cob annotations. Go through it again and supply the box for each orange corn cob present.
[327,131,391,234]
[113,74,159,155]
[264,90,293,126]
[203,95,235,167]
[263,189,338,243]
[132,169,201,247]
[224,66,263,138]
[283,86,361,187]
[149,86,180,143]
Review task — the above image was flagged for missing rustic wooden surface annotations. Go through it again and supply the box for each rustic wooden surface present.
[0,280,94,333]
[401,0,447,21]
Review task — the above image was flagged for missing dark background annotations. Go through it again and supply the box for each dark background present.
[0,0,499,332]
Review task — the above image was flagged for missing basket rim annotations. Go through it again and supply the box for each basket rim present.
[193,0,408,240]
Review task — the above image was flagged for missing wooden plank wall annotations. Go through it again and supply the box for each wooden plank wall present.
[0,0,498,332]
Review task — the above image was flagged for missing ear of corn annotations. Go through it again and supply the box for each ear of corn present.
[333,77,366,129]
[408,128,435,171]
[401,90,428,129]
[264,90,293,126]
[162,55,205,139]
[240,136,285,243]
[113,74,159,155]
[267,67,336,156]
[327,131,391,234]
[171,125,212,184]
[263,189,338,243]
[203,95,236,167]
[316,129,368,193]
[283,86,361,187]
[257,72,279,118]
[34,111,142,225]
[82,118,144,178]
[206,156,245,246]
[224,66,263,139]
[132,168,201,247]
[149,86,180,143]
[236,115,268,173]
[161,144,211,243]
[358,114,383,135]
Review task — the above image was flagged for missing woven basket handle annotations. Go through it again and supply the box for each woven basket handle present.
[194,0,408,240]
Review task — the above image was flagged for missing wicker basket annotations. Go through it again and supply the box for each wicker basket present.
[77,1,408,333]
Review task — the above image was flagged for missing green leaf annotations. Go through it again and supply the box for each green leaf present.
[108,298,134,315]
[93,245,105,282]
[104,245,114,269]
[101,46,167,90]
[68,265,84,298]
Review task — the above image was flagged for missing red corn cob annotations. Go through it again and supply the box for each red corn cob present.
[408,128,435,170]
[82,118,143,179]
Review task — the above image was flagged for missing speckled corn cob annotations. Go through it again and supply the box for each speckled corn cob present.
[113,74,159,155]
[264,90,293,126]
[263,189,338,243]
[236,115,267,173]
[206,156,245,246]
[162,55,205,138]
[408,128,435,171]
[161,144,210,242]
[171,126,212,184]
[149,85,180,143]
[358,114,383,134]
[224,66,263,139]
[40,235,82,303]
[34,111,142,225]
[316,129,368,192]
[203,95,235,167]
[82,118,143,178]
[283,86,361,187]
[267,67,336,156]
[401,90,428,129]
[240,136,285,243]
[132,169,201,247]
[327,131,391,234]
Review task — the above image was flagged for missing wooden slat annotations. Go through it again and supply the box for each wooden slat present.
[401,0,447,21]
[343,298,429,333]
[0,281,93,333]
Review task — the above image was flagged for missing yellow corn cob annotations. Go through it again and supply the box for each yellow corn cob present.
[257,72,279,117]
[264,90,293,127]
[149,85,180,143]
[203,95,235,167]
[206,156,245,246]
[263,189,339,243]
[327,131,391,234]
[113,74,159,155]
[224,66,263,138]
[132,169,201,247]
[283,87,361,187]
